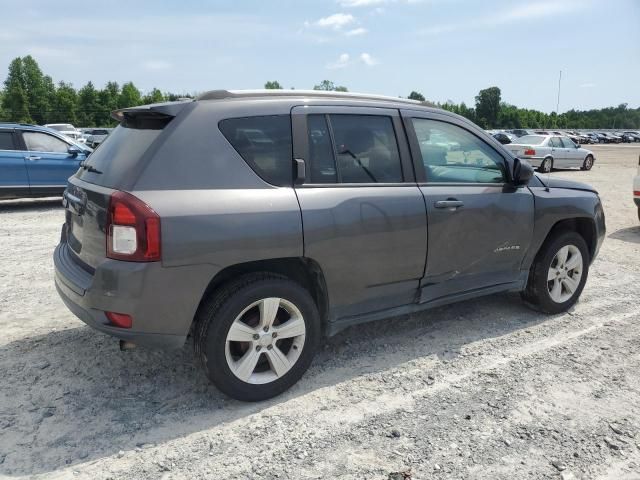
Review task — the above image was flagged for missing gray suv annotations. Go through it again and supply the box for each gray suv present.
[54,90,605,401]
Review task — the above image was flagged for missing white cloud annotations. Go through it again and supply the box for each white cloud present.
[316,13,356,29]
[143,60,172,71]
[420,1,581,35]
[327,53,351,69]
[345,27,368,36]
[579,82,596,88]
[339,0,387,6]
[360,52,379,66]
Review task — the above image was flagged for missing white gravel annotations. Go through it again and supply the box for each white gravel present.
[1,145,639,480]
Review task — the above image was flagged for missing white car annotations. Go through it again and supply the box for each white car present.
[43,123,86,144]
[505,134,595,173]
[634,155,640,221]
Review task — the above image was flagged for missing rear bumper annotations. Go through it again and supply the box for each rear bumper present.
[54,241,216,349]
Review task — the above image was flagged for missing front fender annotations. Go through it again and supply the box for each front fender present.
[523,186,605,270]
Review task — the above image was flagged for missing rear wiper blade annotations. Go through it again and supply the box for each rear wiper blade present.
[79,161,102,174]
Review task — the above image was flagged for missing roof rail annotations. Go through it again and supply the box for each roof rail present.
[196,89,426,105]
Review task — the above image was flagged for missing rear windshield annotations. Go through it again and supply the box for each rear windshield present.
[75,123,164,188]
[513,135,545,145]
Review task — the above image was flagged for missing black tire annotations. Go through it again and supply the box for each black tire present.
[581,154,594,171]
[193,273,321,402]
[521,230,590,314]
[539,157,553,173]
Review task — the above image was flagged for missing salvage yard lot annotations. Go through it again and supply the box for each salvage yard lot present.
[1,145,639,480]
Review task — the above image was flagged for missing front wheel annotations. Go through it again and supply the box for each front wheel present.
[581,155,594,171]
[194,273,321,401]
[538,157,553,173]
[522,231,589,314]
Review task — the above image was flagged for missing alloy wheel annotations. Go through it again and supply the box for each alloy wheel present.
[547,245,583,303]
[225,297,306,384]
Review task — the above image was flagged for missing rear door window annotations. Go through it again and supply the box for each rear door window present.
[219,115,293,186]
[305,114,403,184]
[560,137,576,148]
[0,131,17,150]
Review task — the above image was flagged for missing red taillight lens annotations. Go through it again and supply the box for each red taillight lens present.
[105,311,132,329]
[524,148,536,156]
[107,191,161,262]
[634,190,640,197]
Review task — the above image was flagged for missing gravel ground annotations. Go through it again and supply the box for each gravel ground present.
[1,145,639,480]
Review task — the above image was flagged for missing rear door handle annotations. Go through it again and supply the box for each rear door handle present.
[434,199,464,209]
[25,155,41,161]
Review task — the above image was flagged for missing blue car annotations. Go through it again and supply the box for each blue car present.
[0,123,92,199]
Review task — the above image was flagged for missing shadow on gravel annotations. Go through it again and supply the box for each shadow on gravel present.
[0,293,551,476]
[0,197,62,212]
[608,226,640,245]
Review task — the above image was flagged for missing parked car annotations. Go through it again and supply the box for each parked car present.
[0,123,92,199]
[492,132,512,144]
[84,128,112,148]
[623,131,640,142]
[43,123,86,144]
[590,132,607,143]
[617,132,635,143]
[53,90,605,401]
[599,132,621,143]
[510,129,530,137]
[505,134,595,173]
[634,155,640,221]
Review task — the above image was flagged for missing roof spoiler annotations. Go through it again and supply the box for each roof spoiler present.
[111,100,193,123]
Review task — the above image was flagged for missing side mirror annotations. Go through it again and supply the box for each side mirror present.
[575,143,580,148]
[68,145,82,157]
[512,157,534,185]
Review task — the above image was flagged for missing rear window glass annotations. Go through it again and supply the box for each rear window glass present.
[77,124,163,188]
[0,131,16,150]
[219,115,293,186]
[513,135,545,145]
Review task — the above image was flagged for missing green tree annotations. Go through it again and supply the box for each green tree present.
[95,82,120,126]
[474,86,501,128]
[21,55,50,125]
[313,80,348,92]
[77,81,99,127]
[142,88,165,104]
[118,82,141,108]
[51,81,78,124]
[408,91,425,101]
[2,57,31,123]
[264,80,282,89]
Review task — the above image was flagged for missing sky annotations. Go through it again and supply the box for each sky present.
[1,0,639,113]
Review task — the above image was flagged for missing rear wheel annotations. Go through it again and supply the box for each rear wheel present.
[539,157,553,173]
[522,230,589,314]
[194,273,320,401]
[581,154,594,171]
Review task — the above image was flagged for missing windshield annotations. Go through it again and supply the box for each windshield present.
[512,135,546,145]
[48,124,76,132]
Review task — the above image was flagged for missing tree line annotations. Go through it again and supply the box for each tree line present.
[1,56,638,129]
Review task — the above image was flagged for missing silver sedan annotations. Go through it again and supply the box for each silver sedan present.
[505,134,595,173]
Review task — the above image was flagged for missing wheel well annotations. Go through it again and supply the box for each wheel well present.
[197,257,329,330]
[546,217,597,261]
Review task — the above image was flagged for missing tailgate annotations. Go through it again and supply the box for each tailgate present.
[63,178,114,269]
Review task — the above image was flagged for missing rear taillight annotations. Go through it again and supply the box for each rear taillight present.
[634,191,640,197]
[524,148,536,156]
[105,311,133,329]
[107,191,161,262]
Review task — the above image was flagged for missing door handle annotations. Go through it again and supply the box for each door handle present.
[25,155,41,161]
[434,199,464,209]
